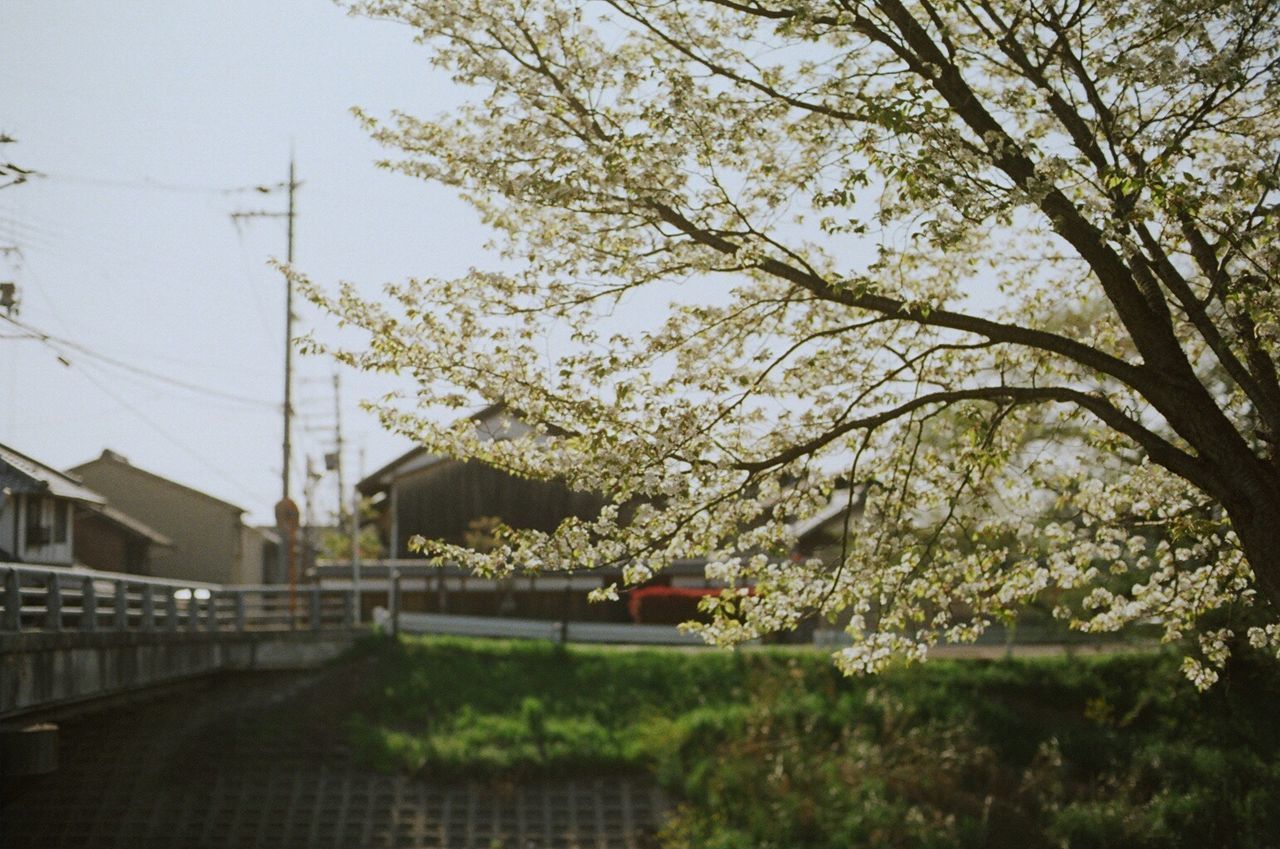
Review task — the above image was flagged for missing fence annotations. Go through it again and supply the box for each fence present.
[1,563,356,635]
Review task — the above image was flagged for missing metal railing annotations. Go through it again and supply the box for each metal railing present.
[1,563,356,635]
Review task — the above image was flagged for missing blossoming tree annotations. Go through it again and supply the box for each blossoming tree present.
[306,0,1280,685]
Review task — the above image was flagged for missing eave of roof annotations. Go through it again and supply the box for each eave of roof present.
[68,450,244,515]
[788,488,866,543]
[357,402,508,494]
[77,502,174,546]
[0,442,106,505]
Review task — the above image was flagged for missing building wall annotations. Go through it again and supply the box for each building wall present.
[71,461,242,584]
[72,514,130,572]
[72,513,154,575]
[236,526,278,585]
[390,460,607,558]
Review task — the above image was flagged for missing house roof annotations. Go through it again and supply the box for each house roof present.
[248,525,282,546]
[788,487,868,545]
[357,403,511,495]
[0,442,106,505]
[76,501,173,547]
[68,449,244,516]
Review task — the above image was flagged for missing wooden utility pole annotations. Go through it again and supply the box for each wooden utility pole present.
[283,156,296,503]
[232,155,300,611]
[351,447,364,623]
[332,373,345,521]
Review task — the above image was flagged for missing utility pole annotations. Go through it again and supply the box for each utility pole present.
[327,371,360,618]
[284,156,296,504]
[0,246,20,317]
[303,454,320,583]
[232,155,300,613]
[332,373,345,522]
[351,446,364,623]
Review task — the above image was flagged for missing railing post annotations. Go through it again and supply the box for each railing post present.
[559,581,571,645]
[80,577,97,632]
[389,569,401,638]
[206,591,219,631]
[309,584,321,631]
[4,569,21,632]
[141,585,155,631]
[45,573,61,635]
[342,589,354,628]
[113,580,128,630]
[165,589,178,632]
[234,591,246,632]
[186,590,199,631]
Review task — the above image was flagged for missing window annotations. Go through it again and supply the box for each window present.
[53,500,68,544]
[25,497,49,547]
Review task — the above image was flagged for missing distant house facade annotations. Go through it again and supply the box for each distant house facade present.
[0,443,105,566]
[69,450,271,585]
[357,405,608,559]
[243,525,283,586]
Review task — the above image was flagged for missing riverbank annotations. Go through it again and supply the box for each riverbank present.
[352,636,1280,848]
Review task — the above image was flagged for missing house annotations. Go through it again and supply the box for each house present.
[788,486,869,561]
[352,405,865,629]
[359,405,865,565]
[73,501,172,575]
[357,405,608,559]
[68,450,273,585]
[243,525,284,586]
[0,442,105,566]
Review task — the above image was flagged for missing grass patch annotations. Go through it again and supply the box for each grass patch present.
[346,636,1280,848]
[347,637,748,777]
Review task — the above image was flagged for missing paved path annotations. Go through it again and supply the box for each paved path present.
[2,666,665,848]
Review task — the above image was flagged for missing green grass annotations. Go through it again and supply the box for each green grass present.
[346,636,1280,848]
[346,637,750,777]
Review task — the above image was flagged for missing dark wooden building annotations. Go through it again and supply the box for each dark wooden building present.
[357,406,607,560]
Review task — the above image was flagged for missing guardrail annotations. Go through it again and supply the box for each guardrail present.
[313,558,717,584]
[1,563,355,634]
[378,609,708,645]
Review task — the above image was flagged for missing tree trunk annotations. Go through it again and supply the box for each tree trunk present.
[1228,494,1280,614]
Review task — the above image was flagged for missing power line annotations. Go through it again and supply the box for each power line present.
[5,309,269,506]
[0,313,278,409]
[44,172,292,196]
[69,356,267,507]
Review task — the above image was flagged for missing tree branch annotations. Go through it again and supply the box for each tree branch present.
[733,384,1214,493]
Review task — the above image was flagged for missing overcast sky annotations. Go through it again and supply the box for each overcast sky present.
[2,0,495,523]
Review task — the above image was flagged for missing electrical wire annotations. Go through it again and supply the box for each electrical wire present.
[0,313,278,409]
[6,318,269,507]
[43,172,291,196]
[68,355,268,507]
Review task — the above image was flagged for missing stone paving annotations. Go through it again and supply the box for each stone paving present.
[2,666,665,848]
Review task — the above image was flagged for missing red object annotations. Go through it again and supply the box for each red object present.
[627,586,724,624]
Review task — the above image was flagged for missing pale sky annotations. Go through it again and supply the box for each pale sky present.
[1,0,492,523]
